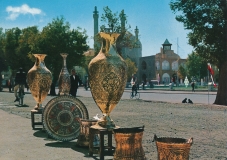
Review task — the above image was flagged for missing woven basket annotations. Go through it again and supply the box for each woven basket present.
[113,126,146,160]
[154,134,193,160]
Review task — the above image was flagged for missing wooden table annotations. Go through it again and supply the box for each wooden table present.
[89,125,116,160]
[31,109,43,130]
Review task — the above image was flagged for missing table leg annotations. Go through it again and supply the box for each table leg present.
[89,128,94,156]
[108,132,112,153]
[99,131,104,160]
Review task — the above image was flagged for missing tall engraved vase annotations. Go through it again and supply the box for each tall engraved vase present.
[27,54,52,110]
[88,32,127,129]
[58,53,71,95]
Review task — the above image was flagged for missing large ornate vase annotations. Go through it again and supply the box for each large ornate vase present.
[88,32,127,129]
[58,53,71,95]
[27,54,52,110]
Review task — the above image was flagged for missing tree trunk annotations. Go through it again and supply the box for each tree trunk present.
[214,61,227,105]
[214,0,227,105]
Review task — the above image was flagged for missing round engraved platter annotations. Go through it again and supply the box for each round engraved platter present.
[43,96,89,141]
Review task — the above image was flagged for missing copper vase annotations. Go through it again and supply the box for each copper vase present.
[58,53,71,95]
[88,32,127,129]
[154,134,193,160]
[113,126,146,160]
[27,54,52,110]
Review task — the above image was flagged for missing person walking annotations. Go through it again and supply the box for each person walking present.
[14,67,26,102]
[7,79,12,92]
[69,69,82,97]
[131,74,137,96]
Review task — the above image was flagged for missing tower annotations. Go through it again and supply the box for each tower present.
[162,39,172,51]
[93,6,99,48]
[135,26,139,41]
[120,10,126,33]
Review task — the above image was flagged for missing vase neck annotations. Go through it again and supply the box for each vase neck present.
[33,54,46,67]
[99,32,120,56]
[60,53,68,67]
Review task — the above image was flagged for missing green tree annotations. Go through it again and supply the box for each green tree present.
[170,0,227,105]
[0,28,7,69]
[186,52,208,81]
[125,58,138,81]
[96,6,137,56]
[178,65,187,80]
[0,28,8,84]
[30,17,89,95]
[17,26,39,72]
[4,28,22,72]
[2,27,39,75]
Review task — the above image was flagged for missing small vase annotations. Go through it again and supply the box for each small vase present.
[58,53,71,95]
[27,54,52,110]
[88,32,127,129]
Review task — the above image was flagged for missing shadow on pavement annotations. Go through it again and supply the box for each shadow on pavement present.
[15,104,29,107]
[71,145,100,160]
[33,130,57,142]
[45,141,77,148]
[33,130,48,138]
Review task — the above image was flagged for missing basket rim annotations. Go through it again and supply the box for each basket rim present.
[154,134,193,144]
[113,126,144,133]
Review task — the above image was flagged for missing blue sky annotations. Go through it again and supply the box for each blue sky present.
[0,0,193,59]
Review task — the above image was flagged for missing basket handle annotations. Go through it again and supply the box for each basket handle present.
[153,134,157,142]
[187,137,193,144]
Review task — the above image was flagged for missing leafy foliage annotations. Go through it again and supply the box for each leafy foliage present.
[125,58,138,81]
[1,17,89,90]
[186,52,208,81]
[0,28,8,74]
[96,6,139,56]
[170,0,225,67]
[178,65,187,80]
[170,0,227,105]
[29,17,89,83]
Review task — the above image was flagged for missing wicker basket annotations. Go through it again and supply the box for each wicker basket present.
[113,126,146,160]
[76,119,98,147]
[154,134,193,160]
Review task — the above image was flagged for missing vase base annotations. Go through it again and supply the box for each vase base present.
[93,116,119,129]
[34,104,43,110]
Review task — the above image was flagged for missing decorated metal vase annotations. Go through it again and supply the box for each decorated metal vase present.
[58,53,71,95]
[27,54,52,110]
[88,32,127,129]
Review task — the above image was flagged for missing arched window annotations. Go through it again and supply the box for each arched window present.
[141,61,147,70]
[162,73,170,84]
[162,60,170,70]
[172,61,178,71]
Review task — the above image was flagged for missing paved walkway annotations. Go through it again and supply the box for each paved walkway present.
[0,89,226,160]
[0,109,98,160]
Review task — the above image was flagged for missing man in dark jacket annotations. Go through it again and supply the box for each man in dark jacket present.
[70,69,82,97]
[14,67,26,102]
